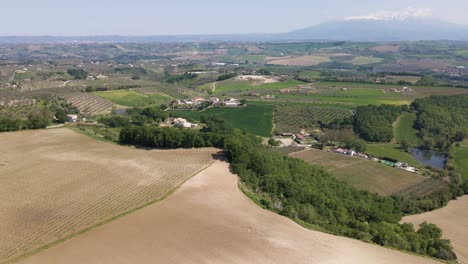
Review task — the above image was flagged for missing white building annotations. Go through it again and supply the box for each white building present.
[67,114,78,123]
[224,98,239,107]
[173,118,198,128]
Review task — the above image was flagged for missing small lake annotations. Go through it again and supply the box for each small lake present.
[410,148,446,169]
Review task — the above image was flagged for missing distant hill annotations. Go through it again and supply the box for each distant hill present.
[285,18,468,42]
[1,18,468,43]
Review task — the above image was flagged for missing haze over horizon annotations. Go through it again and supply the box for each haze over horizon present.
[2,0,468,36]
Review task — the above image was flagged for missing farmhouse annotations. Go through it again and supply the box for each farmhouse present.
[173,118,198,128]
[224,98,239,107]
[67,114,78,123]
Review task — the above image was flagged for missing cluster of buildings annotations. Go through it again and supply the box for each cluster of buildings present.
[170,97,240,108]
[385,87,413,93]
[333,147,369,159]
[379,160,420,173]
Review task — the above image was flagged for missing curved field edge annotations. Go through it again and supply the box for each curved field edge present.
[0,129,217,264]
[7,158,216,264]
[18,160,441,264]
[237,177,443,264]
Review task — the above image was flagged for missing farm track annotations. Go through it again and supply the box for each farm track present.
[0,129,217,263]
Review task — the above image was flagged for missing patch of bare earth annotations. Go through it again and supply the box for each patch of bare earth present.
[266,55,332,66]
[235,75,279,85]
[402,196,468,264]
[0,128,216,263]
[21,160,439,264]
[370,44,400,52]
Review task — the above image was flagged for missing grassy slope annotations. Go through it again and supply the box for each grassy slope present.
[394,112,422,146]
[366,144,419,166]
[93,90,170,107]
[454,140,468,180]
[291,149,425,196]
[173,103,274,137]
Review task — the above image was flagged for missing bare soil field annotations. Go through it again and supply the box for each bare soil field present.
[402,196,468,264]
[291,148,426,195]
[0,128,216,263]
[20,160,438,264]
[235,75,279,84]
[266,55,332,66]
[370,44,400,52]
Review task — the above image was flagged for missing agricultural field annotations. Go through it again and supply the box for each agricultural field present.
[394,112,422,146]
[201,78,305,95]
[274,104,352,133]
[402,196,468,264]
[384,75,422,84]
[20,161,438,264]
[453,139,468,180]
[366,144,419,166]
[370,44,400,52]
[173,103,274,137]
[92,90,171,107]
[65,93,114,115]
[291,148,426,195]
[239,55,266,62]
[0,128,217,263]
[349,56,383,65]
[313,88,412,105]
[265,55,332,66]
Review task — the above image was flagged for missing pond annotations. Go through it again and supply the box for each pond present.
[410,148,446,169]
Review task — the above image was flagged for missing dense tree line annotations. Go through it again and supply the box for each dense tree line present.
[99,106,169,128]
[353,105,403,142]
[0,97,78,132]
[164,72,198,83]
[67,68,88,80]
[217,73,238,81]
[412,95,468,150]
[116,116,457,261]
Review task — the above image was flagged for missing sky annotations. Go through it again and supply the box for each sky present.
[1,0,468,36]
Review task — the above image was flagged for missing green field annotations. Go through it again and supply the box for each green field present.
[172,103,274,137]
[394,112,422,146]
[291,148,425,195]
[93,90,171,107]
[277,88,412,106]
[240,55,266,62]
[366,143,419,166]
[299,70,321,78]
[454,140,468,180]
[206,79,305,95]
[349,56,383,65]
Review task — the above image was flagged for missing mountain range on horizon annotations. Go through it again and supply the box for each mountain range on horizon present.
[1,16,468,43]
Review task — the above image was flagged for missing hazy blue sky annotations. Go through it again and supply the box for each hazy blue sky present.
[1,0,467,35]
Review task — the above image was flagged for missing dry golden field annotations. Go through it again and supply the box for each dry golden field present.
[20,161,439,264]
[0,128,216,263]
[403,196,468,264]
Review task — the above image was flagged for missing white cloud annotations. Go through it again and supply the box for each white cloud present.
[345,7,433,21]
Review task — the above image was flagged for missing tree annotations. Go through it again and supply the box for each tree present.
[400,139,410,152]
[27,109,52,129]
[268,138,280,147]
[55,109,68,123]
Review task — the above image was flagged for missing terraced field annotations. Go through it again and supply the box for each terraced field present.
[65,93,114,115]
[291,148,427,196]
[0,128,217,263]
